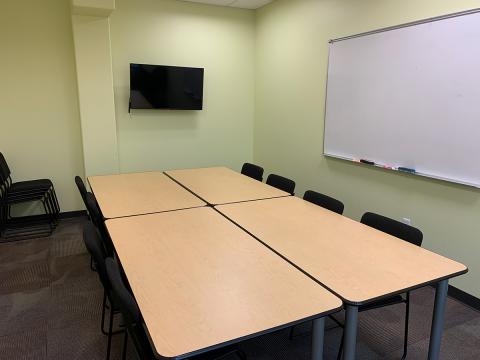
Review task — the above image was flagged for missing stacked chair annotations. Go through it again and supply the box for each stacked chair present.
[0,152,59,240]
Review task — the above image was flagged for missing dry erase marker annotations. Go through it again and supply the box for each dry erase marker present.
[398,167,416,173]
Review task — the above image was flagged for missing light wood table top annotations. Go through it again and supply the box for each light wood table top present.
[106,207,342,359]
[216,196,468,305]
[165,167,290,205]
[88,172,206,219]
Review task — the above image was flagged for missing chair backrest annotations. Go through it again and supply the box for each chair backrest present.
[0,159,5,194]
[85,192,114,255]
[105,257,154,359]
[0,152,11,187]
[85,192,102,227]
[361,212,423,246]
[105,257,140,325]
[83,222,109,287]
[74,176,88,205]
[303,190,344,215]
[241,163,264,182]
[266,174,295,195]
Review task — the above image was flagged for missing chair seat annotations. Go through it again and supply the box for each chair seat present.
[6,192,46,203]
[359,294,405,312]
[11,179,53,192]
[5,180,52,203]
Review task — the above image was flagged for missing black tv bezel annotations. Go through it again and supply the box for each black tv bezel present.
[129,63,204,111]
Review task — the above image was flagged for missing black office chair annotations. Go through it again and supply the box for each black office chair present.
[75,176,89,209]
[105,257,247,360]
[266,174,295,195]
[303,190,344,215]
[361,212,423,246]
[0,152,60,239]
[85,192,114,257]
[0,152,59,213]
[336,212,423,360]
[241,163,264,182]
[76,176,97,269]
[287,190,344,340]
[83,223,124,360]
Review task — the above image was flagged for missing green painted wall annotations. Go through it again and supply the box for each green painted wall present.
[0,0,84,212]
[109,0,255,173]
[255,0,480,296]
[72,14,119,177]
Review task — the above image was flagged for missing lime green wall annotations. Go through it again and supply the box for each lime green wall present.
[72,14,119,177]
[0,0,84,212]
[109,0,255,173]
[255,0,480,296]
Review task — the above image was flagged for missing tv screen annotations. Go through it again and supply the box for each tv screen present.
[129,64,204,110]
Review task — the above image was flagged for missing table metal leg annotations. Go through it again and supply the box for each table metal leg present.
[428,279,449,360]
[343,305,359,360]
[311,317,325,360]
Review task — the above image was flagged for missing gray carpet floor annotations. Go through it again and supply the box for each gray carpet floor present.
[0,217,479,360]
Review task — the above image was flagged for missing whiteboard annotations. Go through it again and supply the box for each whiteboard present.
[324,9,480,188]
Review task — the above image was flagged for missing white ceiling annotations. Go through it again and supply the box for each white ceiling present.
[180,0,274,10]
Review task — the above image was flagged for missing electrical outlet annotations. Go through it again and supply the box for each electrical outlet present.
[402,217,411,225]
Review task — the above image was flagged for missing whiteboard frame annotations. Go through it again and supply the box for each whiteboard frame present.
[324,153,480,189]
[329,8,480,44]
[323,8,480,189]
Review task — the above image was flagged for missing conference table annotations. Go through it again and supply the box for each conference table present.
[216,196,468,360]
[91,167,468,360]
[165,166,289,205]
[88,172,206,218]
[106,207,342,359]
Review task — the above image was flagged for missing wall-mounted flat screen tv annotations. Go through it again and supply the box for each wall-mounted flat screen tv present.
[129,63,204,110]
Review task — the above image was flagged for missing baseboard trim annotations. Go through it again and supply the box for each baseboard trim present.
[59,210,87,219]
[448,285,480,312]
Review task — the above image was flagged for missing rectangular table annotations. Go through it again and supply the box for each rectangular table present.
[106,207,342,359]
[216,196,468,360]
[88,172,206,219]
[165,166,290,205]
